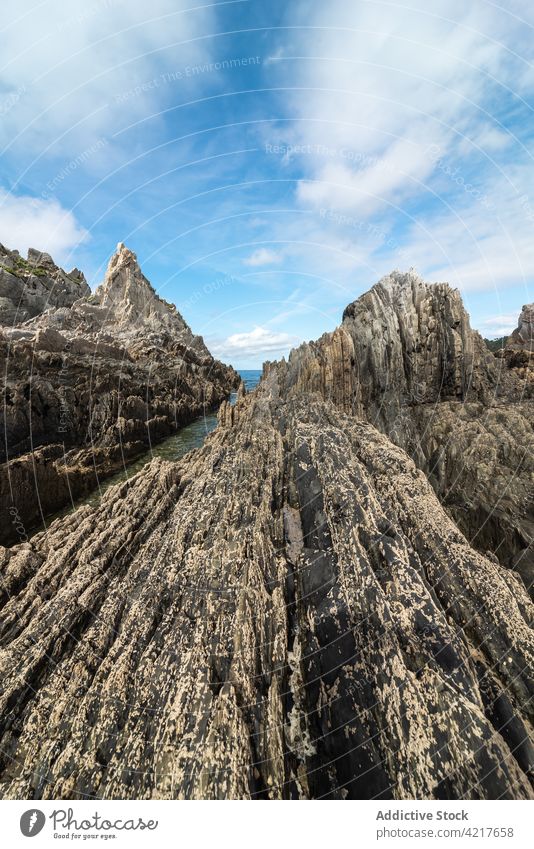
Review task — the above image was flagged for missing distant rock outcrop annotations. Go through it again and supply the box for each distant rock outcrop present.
[495,303,534,386]
[0,267,532,801]
[0,242,239,541]
[507,303,534,350]
[94,242,191,332]
[0,371,531,800]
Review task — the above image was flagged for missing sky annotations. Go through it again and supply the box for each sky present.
[1,0,534,367]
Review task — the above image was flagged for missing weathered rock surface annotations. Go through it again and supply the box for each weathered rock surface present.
[0,375,532,800]
[272,272,533,593]
[0,267,532,801]
[0,243,90,324]
[0,243,238,541]
[494,303,534,392]
[507,303,534,350]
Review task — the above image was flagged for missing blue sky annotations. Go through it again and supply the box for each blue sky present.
[1,0,534,367]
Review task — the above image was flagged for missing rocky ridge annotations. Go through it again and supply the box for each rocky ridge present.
[0,271,532,800]
[0,242,238,541]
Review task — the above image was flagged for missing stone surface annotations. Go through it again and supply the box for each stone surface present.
[0,243,90,324]
[495,303,534,390]
[0,267,532,801]
[0,378,532,799]
[272,271,533,593]
[507,303,534,349]
[0,243,238,541]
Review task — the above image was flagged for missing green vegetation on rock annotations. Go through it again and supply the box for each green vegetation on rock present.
[484,336,508,352]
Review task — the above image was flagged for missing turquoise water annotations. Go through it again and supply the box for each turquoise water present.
[42,370,262,525]
[234,370,262,394]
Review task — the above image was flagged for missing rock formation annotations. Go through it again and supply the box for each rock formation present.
[0,243,238,542]
[507,303,534,350]
[0,243,90,324]
[0,270,532,800]
[272,272,533,593]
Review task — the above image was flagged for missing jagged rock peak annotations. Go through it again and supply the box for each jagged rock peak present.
[341,268,499,397]
[108,241,142,276]
[342,268,461,320]
[507,303,534,349]
[96,242,158,309]
[371,267,429,296]
[279,269,499,440]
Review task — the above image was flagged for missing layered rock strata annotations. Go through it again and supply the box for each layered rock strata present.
[0,243,238,541]
[507,303,534,351]
[271,272,533,592]
[0,374,532,799]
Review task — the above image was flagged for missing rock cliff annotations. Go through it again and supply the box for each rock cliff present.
[496,303,534,390]
[272,272,533,592]
[0,243,238,541]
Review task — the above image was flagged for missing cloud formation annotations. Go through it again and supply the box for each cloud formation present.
[1,1,532,366]
[210,325,300,362]
[479,313,520,338]
[0,188,88,263]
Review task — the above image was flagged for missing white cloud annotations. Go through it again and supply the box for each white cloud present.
[258,0,534,299]
[0,0,215,154]
[0,188,88,263]
[243,248,282,267]
[280,0,524,152]
[398,178,534,292]
[297,137,437,215]
[211,326,300,361]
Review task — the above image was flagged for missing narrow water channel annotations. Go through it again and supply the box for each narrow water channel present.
[43,369,262,528]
